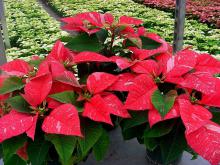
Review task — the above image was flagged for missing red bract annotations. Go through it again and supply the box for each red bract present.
[36,60,50,76]
[26,113,38,140]
[48,60,66,78]
[131,60,160,75]
[61,12,114,35]
[28,59,79,108]
[124,74,157,110]
[137,26,146,35]
[0,76,9,101]
[46,40,75,64]
[22,73,52,107]
[87,72,118,94]
[180,72,217,94]
[195,53,220,74]
[110,56,132,70]
[47,99,63,109]
[0,59,32,77]
[129,33,169,60]
[37,60,80,88]
[83,93,130,124]
[61,12,144,35]
[155,52,172,74]
[83,94,113,125]
[119,26,136,38]
[31,55,40,61]
[199,78,220,107]
[82,72,130,124]
[178,96,212,134]
[50,82,75,95]
[186,121,220,165]
[47,82,75,109]
[163,49,197,84]
[119,26,146,39]
[42,104,82,136]
[148,101,180,127]
[0,109,3,116]
[73,51,111,63]
[108,73,136,92]
[119,16,143,26]
[102,93,130,118]
[157,49,220,95]
[0,110,35,142]
[55,71,80,88]
[37,59,65,78]
[17,142,28,160]
[112,36,168,75]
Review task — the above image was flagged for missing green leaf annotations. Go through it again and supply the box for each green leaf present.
[46,134,77,165]
[79,121,103,156]
[60,36,72,42]
[185,147,198,160]
[160,123,187,164]
[144,121,174,138]
[27,138,51,165]
[141,36,162,50]
[65,33,103,52]
[125,37,142,48]
[151,90,177,117]
[125,36,162,50]
[122,124,146,140]
[2,135,27,162]
[93,129,110,161]
[144,137,158,151]
[115,25,127,35]
[49,91,77,105]
[211,110,220,124]
[4,155,26,165]
[96,29,108,43]
[0,77,24,94]
[6,95,32,113]
[75,105,84,112]
[121,111,148,131]
[28,58,44,68]
[0,144,3,158]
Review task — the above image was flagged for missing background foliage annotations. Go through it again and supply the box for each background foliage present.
[46,0,220,55]
[142,0,220,28]
[4,0,61,60]
[3,0,220,60]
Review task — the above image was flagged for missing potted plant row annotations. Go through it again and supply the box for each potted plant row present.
[0,12,220,165]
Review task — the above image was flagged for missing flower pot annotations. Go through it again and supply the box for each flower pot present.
[47,160,61,165]
[47,161,78,165]
[146,148,182,165]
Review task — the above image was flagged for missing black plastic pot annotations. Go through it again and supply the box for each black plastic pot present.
[47,160,61,165]
[146,148,182,165]
[47,161,78,165]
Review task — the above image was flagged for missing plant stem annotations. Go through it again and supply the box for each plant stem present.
[109,29,115,55]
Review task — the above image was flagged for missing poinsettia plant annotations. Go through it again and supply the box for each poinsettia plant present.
[0,11,220,165]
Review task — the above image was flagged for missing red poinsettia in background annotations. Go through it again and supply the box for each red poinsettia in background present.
[0,12,220,165]
[143,0,220,27]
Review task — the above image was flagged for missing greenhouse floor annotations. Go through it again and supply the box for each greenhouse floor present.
[80,128,210,165]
